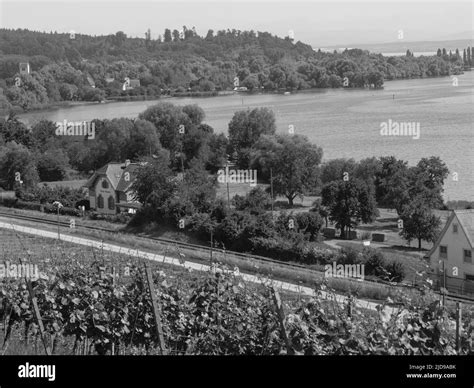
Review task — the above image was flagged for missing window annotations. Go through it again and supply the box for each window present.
[108,196,115,210]
[453,224,458,233]
[97,194,104,209]
[464,250,472,264]
[102,179,109,189]
[439,245,447,259]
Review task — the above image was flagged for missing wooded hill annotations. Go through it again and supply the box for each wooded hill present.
[0,27,465,111]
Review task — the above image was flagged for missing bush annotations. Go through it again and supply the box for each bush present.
[16,185,84,208]
[89,211,132,224]
[302,246,337,265]
[44,203,81,217]
[0,197,17,207]
[233,187,271,214]
[295,212,323,241]
[384,260,405,282]
[337,247,363,265]
[188,212,214,240]
[15,200,42,211]
[250,236,301,262]
[361,248,387,278]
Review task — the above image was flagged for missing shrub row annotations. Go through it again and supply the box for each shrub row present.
[0,197,81,216]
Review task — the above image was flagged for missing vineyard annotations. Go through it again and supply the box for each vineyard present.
[0,230,473,355]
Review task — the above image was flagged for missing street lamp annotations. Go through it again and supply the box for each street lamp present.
[53,201,63,240]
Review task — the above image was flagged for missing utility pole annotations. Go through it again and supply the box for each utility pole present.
[455,302,462,352]
[270,167,274,215]
[53,201,63,240]
[210,226,213,264]
[439,260,446,306]
[226,162,230,209]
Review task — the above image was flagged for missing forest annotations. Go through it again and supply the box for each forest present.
[0,27,466,112]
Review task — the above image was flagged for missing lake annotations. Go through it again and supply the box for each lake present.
[20,73,474,201]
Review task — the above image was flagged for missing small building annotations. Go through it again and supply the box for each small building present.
[19,62,30,75]
[129,79,141,88]
[84,161,141,214]
[86,74,96,88]
[427,209,474,297]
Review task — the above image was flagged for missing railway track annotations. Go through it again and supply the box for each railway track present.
[0,210,320,272]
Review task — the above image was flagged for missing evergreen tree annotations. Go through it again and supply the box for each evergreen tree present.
[164,28,172,42]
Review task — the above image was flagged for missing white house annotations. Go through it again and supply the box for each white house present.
[19,62,30,75]
[427,209,474,297]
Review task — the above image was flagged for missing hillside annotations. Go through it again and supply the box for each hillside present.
[0,28,466,112]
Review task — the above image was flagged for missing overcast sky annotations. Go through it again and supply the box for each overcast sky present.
[0,0,472,47]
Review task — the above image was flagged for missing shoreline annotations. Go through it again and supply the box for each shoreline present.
[8,73,463,118]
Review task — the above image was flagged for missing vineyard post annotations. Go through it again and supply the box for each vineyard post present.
[210,227,213,264]
[455,302,462,353]
[26,281,51,355]
[271,286,294,355]
[347,296,352,318]
[144,262,168,355]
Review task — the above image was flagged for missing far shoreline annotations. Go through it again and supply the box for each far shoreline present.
[8,72,464,119]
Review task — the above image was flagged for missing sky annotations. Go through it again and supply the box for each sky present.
[0,0,472,47]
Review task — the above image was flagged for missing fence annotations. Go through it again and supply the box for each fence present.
[429,272,474,299]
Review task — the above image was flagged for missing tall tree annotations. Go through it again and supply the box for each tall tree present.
[251,134,323,206]
[131,152,174,212]
[0,141,39,189]
[228,107,276,168]
[375,156,410,212]
[164,29,172,43]
[0,112,34,148]
[172,29,180,42]
[321,179,379,239]
[399,199,441,249]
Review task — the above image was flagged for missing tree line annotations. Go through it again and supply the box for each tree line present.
[0,28,464,112]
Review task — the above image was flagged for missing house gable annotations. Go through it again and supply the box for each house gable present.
[427,211,474,259]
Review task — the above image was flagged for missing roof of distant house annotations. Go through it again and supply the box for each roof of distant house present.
[85,163,124,190]
[116,163,140,192]
[428,209,474,257]
[454,209,474,248]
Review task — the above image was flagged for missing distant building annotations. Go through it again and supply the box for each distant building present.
[19,62,30,75]
[86,74,96,88]
[427,209,474,297]
[129,79,141,88]
[84,161,141,214]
